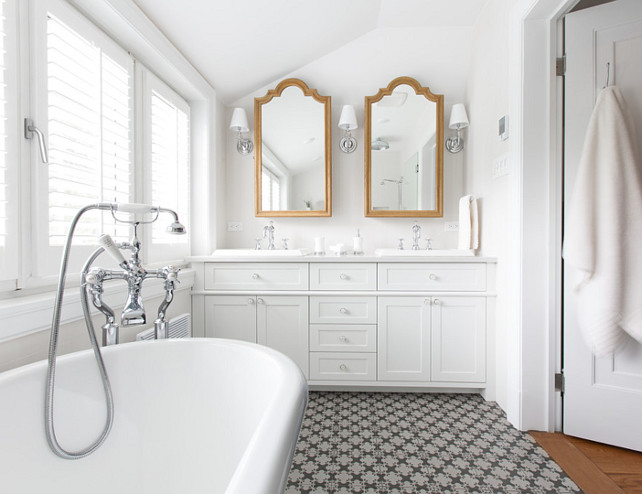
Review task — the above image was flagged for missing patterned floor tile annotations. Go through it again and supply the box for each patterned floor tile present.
[286,392,581,494]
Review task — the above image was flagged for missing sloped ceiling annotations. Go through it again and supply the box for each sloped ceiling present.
[133,0,488,104]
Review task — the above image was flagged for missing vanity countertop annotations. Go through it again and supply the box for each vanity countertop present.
[187,254,497,263]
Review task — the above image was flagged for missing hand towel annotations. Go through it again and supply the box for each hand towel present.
[457,195,479,250]
[563,86,642,356]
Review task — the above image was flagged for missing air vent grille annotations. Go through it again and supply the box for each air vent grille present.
[135,312,191,341]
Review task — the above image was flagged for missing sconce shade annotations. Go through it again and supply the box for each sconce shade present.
[448,104,469,130]
[230,107,250,133]
[338,105,358,130]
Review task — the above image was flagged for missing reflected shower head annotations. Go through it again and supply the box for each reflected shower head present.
[371,137,390,151]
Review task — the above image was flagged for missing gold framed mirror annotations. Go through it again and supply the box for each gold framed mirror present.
[364,77,443,217]
[254,78,332,217]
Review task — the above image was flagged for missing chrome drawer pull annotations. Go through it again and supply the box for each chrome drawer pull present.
[251,273,260,280]
[339,273,349,280]
[339,307,348,314]
[248,298,255,305]
[339,336,348,343]
[433,298,441,305]
[429,273,437,281]
[339,364,348,371]
[257,298,264,304]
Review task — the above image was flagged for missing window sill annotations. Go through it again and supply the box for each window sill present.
[0,269,195,343]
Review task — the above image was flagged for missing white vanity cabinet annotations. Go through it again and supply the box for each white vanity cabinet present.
[378,295,486,383]
[190,256,495,395]
[205,294,309,378]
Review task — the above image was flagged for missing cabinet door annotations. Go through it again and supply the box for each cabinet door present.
[378,297,431,381]
[204,295,257,342]
[257,296,309,379]
[431,296,486,382]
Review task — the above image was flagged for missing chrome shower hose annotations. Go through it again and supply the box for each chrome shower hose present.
[45,204,114,459]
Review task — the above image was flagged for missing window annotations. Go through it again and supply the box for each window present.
[262,167,281,211]
[26,0,190,279]
[145,71,190,261]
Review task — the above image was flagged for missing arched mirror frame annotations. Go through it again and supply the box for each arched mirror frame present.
[364,76,444,217]
[254,78,332,217]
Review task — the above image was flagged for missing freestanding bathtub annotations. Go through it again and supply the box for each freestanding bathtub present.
[0,338,308,493]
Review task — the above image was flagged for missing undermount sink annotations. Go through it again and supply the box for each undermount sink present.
[374,248,474,257]
[211,249,311,257]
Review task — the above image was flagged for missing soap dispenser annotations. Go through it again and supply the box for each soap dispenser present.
[353,229,364,255]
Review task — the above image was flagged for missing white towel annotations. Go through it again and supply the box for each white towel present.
[563,86,642,356]
[457,195,479,250]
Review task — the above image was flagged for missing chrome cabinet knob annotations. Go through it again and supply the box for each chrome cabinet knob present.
[339,335,348,343]
[248,298,255,304]
[251,273,260,280]
[257,298,264,304]
[339,307,348,314]
[339,364,348,371]
[429,273,437,281]
[339,273,348,280]
[433,298,441,305]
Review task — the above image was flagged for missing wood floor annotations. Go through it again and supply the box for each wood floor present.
[531,432,642,494]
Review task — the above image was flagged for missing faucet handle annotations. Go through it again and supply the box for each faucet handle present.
[255,237,262,250]
[398,238,404,250]
[425,237,432,250]
[282,238,289,250]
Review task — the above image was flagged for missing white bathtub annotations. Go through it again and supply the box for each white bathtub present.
[0,338,308,493]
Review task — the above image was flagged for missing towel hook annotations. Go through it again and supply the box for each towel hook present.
[602,62,611,89]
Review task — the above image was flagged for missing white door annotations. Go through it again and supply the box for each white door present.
[564,0,642,451]
[257,295,309,378]
[431,296,486,383]
[378,297,431,381]
[204,295,257,342]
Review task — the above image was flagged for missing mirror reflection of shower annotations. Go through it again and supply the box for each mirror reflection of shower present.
[380,177,405,210]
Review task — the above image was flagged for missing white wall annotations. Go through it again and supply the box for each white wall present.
[221,26,470,252]
[0,290,192,373]
[464,0,513,412]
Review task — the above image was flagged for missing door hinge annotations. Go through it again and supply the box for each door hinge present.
[555,372,565,393]
[556,56,566,77]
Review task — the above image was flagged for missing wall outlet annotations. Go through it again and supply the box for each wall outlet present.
[227,221,243,232]
[492,155,510,178]
[444,221,459,232]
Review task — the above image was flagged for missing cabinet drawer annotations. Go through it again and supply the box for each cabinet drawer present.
[310,324,376,352]
[378,263,486,291]
[310,263,376,290]
[309,296,377,324]
[310,352,377,381]
[203,263,308,290]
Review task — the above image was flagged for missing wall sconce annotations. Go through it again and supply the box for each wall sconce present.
[445,103,469,153]
[230,107,254,155]
[338,105,358,153]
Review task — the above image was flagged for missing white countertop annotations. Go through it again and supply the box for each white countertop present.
[187,254,497,263]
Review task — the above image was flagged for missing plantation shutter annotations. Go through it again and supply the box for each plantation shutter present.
[33,0,134,277]
[46,9,133,246]
[0,0,18,285]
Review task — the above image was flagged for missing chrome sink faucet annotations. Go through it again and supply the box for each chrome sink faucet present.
[412,222,421,250]
[263,220,276,250]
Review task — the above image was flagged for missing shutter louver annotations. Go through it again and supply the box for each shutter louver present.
[0,0,18,284]
[46,13,132,246]
[0,0,8,250]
